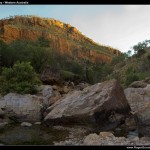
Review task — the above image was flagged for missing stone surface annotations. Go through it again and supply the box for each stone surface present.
[124,85,150,113]
[76,83,89,90]
[44,79,130,129]
[99,132,115,139]
[83,133,101,145]
[40,85,53,99]
[124,84,150,136]
[0,122,8,127]
[129,81,147,88]
[34,122,41,125]
[21,122,32,127]
[0,92,51,122]
[83,132,150,145]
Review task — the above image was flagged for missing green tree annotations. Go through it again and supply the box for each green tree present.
[126,50,132,57]
[111,54,126,65]
[37,36,50,47]
[132,39,150,56]
[0,62,41,95]
[125,73,139,87]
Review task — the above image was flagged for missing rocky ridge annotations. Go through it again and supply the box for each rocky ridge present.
[0,15,121,64]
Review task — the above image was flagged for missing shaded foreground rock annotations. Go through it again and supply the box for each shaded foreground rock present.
[125,84,150,112]
[125,84,150,136]
[0,85,53,122]
[44,79,131,130]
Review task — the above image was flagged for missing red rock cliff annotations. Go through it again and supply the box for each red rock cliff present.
[0,15,121,63]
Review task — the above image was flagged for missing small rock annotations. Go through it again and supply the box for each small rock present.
[63,86,69,94]
[83,133,101,145]
[0,122,8,127]
[130,137,139,143]
[21,122,32,127]
[140,136,150,142]
[52,85,58,90]
[99,132,115,139]
[129,81,147,88]
[41,85,53,98]
[34,122,41,125]
[118,136,126,142]
[70,82,75,88]
[77,83,89,90]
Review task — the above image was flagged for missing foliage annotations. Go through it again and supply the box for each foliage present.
[0,62,41,95]
[37,36,50,47]
[132,39,150,56]
[111,54,126,65]
[60,70,80,81]
[125,73,139,87]
[0,38,120,86]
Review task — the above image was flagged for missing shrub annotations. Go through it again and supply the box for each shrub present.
[60,70,80,81]
[0,62,41,95]
[125,73,139,87]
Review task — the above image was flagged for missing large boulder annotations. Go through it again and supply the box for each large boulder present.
[0,85,53,122]
[124,84,150,112]
[124,84,150,136]
[136,104,150,136]
[44,79,131,129]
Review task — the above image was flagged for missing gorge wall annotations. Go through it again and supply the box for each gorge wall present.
[0,16,121,63]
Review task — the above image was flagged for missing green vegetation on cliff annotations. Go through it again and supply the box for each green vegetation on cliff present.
[0,15,121,63]
[0,16,149,95]
[0,38,116,95]
[108,39,150,88]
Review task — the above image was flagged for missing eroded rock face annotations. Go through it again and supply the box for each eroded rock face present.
[44,79,131,129]
[0,85,53,122]
[0,16,121,64]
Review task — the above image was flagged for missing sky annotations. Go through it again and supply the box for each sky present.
[0,5,150,53]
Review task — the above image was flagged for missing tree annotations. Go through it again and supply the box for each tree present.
[132,39,150,55]
[37,36,50,47]
[0,62,41,95]
[126,50,132,57]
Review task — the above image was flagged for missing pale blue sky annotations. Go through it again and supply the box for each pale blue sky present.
[0,5,150,53]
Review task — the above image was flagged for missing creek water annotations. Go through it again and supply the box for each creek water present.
[0,123,70,145]
[0,123,139,145]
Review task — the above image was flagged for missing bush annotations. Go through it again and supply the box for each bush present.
[0,62,41,95]
[60,70,80,81]
[125,73,139,87]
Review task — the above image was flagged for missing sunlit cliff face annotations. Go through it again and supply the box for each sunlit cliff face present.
[0,16,121,63]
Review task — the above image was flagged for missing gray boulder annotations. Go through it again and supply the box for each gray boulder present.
[44,79,130,129]
[0,85,53,122]
[124,84,150,136]
[124,85,150,113]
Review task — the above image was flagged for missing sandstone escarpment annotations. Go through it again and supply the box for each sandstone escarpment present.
[0,15,121,63]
